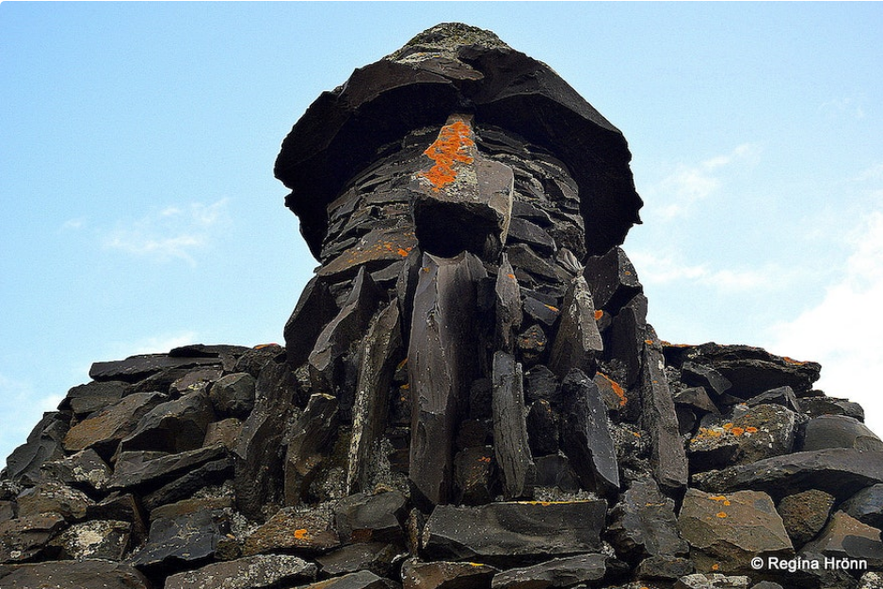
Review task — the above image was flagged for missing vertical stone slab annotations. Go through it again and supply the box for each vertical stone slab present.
[492,351,535,500]
[561,369,620,496]
[347,300,403,494]
[284,275,339,369]
[548,275,603,379]
[408,251,485,507]
[494,254,523,353]
[641,336,688,491]
[283,393,339,505]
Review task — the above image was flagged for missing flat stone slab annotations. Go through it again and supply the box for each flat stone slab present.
[165,554,318,589]
[0,560,151,589]
[423,500,606,564]
[491,553,607,589]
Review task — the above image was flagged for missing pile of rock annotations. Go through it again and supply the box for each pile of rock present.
[2,22,882,589]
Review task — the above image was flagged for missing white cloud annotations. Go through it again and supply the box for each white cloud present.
[765,210,883,434]
[103,199,231,265]
[629,249,789,293]
[646,144,761,221]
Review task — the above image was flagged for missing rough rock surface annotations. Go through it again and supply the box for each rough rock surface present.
[2,21,882,589]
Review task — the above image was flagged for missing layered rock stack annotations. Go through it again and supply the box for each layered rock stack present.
[2,22,882,589]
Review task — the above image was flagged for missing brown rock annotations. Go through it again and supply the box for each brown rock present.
[0,560,150,589]
[242,506,340,556]
[777,489,835,545]
[62,392,167,457]
[165,554,317,589]
[403,560,498,589]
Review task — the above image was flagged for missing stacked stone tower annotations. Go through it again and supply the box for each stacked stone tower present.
[2,23,882,589]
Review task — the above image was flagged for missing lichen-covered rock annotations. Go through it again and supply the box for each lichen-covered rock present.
[402,560,498,589]
[50,519,131,560]
[165,554,317,589]
[776,489,836,546]
[609,476,688,561]
[242,505,340,556]
[62,392,167,457]
[0,560,151,589]
[0,512,66,562]
[16,481,93,520]
[490,553,608,589]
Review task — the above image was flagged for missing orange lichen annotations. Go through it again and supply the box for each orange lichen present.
[745,426,758,433]
[400,383,410,391]
[478,456,491,464]
[253,343,278,350]
[544,305,559,313]
[783,356,807,366]
[594,310,604,321]
[397,247,412,257]
[711,563,720,571]
[723,423,734,430]
[644,339,654,345]
[731,427,746,436]
[716,512,728,518]
[507,273,516,280]
[396,358,408,371]
[419,120,475,191]
[293,529,309,540]
[598,372,627,406]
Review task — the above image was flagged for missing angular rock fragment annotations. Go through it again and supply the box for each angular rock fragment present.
[84,493,147,543]
[118,389,215,454]
[318,543,405,578]
[284,276,341,368]
[4,412,69,485]
[526,400,558,457]
[560,369,619,495]
[0,560,151,589]
[548,275,603,379]
[492,352,535,500]
[334,491,407,544]
[284,393,340,505]
[842,483,883,529]
[202,417,242,450]
[347,301,402,494]
[495,255,523,352]
[453,446,496,505]
[680,362,732,399]
[516,324,548,367]
[403,560,498,589]
[140,456,232,511]
[800,511,883,569]
[108,444,227,490]
[131,507,230,574]
[802,414,883,452]
[209,372,256,418]
[604,294,648,388]
[62,392,167,458]
[408,252,484,506]
[242,506,340,556]
[16,481,93,520]
[89,353,221,383]
[0,512,66,562]
[524,365,560,406]
[583,246,642,313]
[522,293,560,327]
[60,380,130,418]
[491,553,607,589]
[423,501,606,565]
[506,244,563,283]
[746,385,800,412]
[533,455,580,493]
[301,570,399,589]
[165,554,317,589]
[800,396,865,420]
[641,341,688,491]
[776,489,835,545]
[50,519,131,560]
[677,488,792,574]
[39,448,111,493]
[609,476,688,561]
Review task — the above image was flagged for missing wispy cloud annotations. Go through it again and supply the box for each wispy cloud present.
[820,95,867,120]
[643,144,761,221]
[103,199,231,265]
[629,249,791,293]
[61,217,88,230]
[765,210,883,433]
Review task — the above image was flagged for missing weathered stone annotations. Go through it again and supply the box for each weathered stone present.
[234,358,298,518]
[309,267,383,389]
[318,543,404,578]
[301,570,400,589]
[674,574,752,589]
[141,457,233,511]
[842,483,883,529]
[746,386,801,412]
[800,396,865,421]
[347,301,402,494]
[60,380,130,417]
[0,560,151,589]
[609,476,688,560]
[234,344,284,378]
[492,352,535,500]
[16,481,94,520]
[412,115,514,259]
[495,255,523,352]
[641,341,688,491]
[859,572,883,589]
[202,417,242,450]
[802,414,883,452]
[209,372,256,418]
[4,412,69,485]
[284,393,340,505]
[674,387,720,416]
[84,493,147,542]
[508,217,557,256]
[453,446,495,505]
[165,554,317,589]
[677,488,792,574]
[284,275,341,368]
[533,455,580,493]
[506,244,563,283]
[40,448,112,493]
[119,389,216,454]
[50,519,131,560]
[0,512,66,562]
[242,506,340,556]
[403,560,498,589]
[522,293,560,327]
[131,507,230,574]
[636,556,694,581]
[583,246,642,313]
[693,448,883,501]
[516,324,548,366]
[319,223,417,281]
[334,490,407,544]
[777,489,836,545]
[149,497,233,521]
[548,275,603,379]
[423,501,606,565]
[800,511,883,569]
[605,294,648,388]
[526,400,558,457]
[680,362,732,399]
[170,368,223,395]
[62,392,166,458]
[560,369,619,495]
[89,353,221,384]
[408,251,485,506]
[491,553,607,589]
[524,365,560,406]
[690,404,796,470]
[108,444,227,490]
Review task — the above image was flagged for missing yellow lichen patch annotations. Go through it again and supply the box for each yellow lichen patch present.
[400,383,410,391]
[632,431,642,438]
[419,119,475,191]
[293,529,310,540]
[709,495,731,506]
[723,423,734,430]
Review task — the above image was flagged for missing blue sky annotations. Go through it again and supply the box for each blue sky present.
[2,3,883,463]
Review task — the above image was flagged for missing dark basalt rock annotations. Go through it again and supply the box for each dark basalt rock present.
[60,380,130,418]
[334,491,407,545]
[284,393,340,505]
[63,392,167,458]
[303,570,400,589]
[118,389,216,455]
[402,560,498,589]
[492,352,535,500]
[242,505,341,556]
[209,372,256,418]
[841,483,883,529]
[50,519,131,560]
[165,554,317,589]
[491,553,608,589]
[801,414,883,452]
[0,512,66,562]
[609,476,688,561]
[319,544,406,578]
[548,276,603,379]
[422,501,607,565]
[776,489,836,546]
[89,353,221,384]
[5,412,70,485]
[108,444,227,491]
[0,560,151,589]
[131,507,230,574]
[583,246,642,313]
[275,23,641,260]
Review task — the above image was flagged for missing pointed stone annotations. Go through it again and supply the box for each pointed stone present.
[800,511,883,570]
[583,246,642,312]
[284,276,340,369]
[347,301,403,494]
[681,362,732,398]
[641,339,688,491]
[118,389,216,454]
[548,275,603,379]
[605,293,648,388]
[284,393,340,505]
[492,352,535,500]
[495,255,523,352]
[408,252,485,507]
[526,400,558,457]
[40,448,112,494]
[309,267,383,389]
[5,412,69,485]
[0,512,66,562]
[560,369,619,495]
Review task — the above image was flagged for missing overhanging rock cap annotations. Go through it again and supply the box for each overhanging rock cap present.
[275,22,643,259]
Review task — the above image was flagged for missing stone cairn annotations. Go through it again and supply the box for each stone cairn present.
[2,23,882,589]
